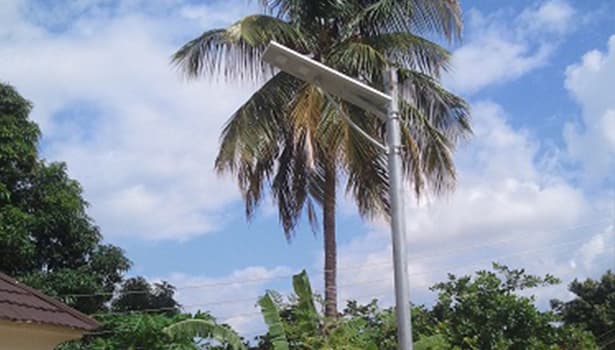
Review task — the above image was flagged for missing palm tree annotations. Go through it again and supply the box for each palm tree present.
[173,0,471,318]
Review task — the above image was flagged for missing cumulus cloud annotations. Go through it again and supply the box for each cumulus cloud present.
[445,0,575,94]
[572,226,615,270]
[179,0,257,28]
[331,100,609,309]
[157,265,293,337]
[0,1,259,240]
[563,35,615,183]
[1,0,610,325]
[519,0,576,35]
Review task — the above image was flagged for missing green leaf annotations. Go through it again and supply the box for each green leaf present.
[258,291,290,350]
[172,15,306,81]
[164,318,245,350]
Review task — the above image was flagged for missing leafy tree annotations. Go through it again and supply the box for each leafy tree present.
[338,265,600,350]
[341,299,398,349]
[551,270,615,349]
[174,0,471,317]
[1,82,40,273]
[112,276,181,314]
[430,263,596,349]
[59,312,228,350]
[341,300,438,349]
[413,334,450,350]
[0,83,131,314]
[164,313,246,350]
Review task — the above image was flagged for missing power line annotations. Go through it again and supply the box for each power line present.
[332,245,614,300]
[86,236,615,319]
[334,219,612,271]
[601,336,615,349]
[597,328,615,341]
[84,252,613,341]
[337,219,610,268]
[117,276,559,332]
[61,219,610,299]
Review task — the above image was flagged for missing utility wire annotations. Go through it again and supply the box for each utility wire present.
[87,236,614,319]
[85,253,613,340]
[597,328,615,341]
[334,219,612,271]
[61,219,610,299]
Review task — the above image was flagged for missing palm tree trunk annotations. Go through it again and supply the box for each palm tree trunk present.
[323,161,337,318]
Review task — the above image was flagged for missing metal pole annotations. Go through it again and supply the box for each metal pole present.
[384,68,413,350]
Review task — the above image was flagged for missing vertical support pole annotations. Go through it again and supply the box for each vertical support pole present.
[384,68,413,350]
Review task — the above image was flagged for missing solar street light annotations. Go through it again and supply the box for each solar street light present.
[263,41,414,350]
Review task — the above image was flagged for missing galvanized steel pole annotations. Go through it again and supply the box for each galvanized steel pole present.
[384,68,413,350]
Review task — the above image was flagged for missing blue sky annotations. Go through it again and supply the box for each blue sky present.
[1,0,614,336]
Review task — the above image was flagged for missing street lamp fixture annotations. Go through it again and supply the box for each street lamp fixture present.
[263,41,414,350]
[263,41,391,118]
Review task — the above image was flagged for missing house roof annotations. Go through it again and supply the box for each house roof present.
[0,271,99,331]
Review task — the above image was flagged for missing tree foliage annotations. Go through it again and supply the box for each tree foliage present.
[60,312,206,350]
[164,315,246,350]
[60,265,608,350]
[112,277,181,314]
[254,266,601,350]
[255,270,381,349]
[552,270,615,349]
[427,263,594,349]
[0,83,131,314]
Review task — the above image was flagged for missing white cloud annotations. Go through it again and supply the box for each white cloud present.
[572,226,615,270]
[519,0,576,34]
[331,100,609,309]
[179,0,256,28]
[563,35,615,183]
[445,1,575,94]
[0,2,260,240]
[1,0,610,321]
[446,31,552,94]
[401,101,588,245]
[159,265,293,337]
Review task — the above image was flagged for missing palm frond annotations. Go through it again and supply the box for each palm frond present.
[366,32,451,77]
[345,0,463,42]
[396,68,470,196]
[163,319,246,350]
[326,41,386,80]
[288,84,322,159]
[172,15,306,80]
[337,103,390,219]
[406,0,463,41]
[399,100,456,196]
[271,132,312,238]
[328,31,450,86]
[398,69,471,142]
[399,117,424,198]
[215,72,301,222]
[259,0,344,26]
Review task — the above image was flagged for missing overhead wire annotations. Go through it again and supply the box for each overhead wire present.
[75,213,614,341]
[87,236,614,319]
[61,218,611,300]
[84,253,614,340]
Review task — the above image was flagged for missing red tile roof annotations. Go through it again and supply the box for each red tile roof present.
[0,271,99,331]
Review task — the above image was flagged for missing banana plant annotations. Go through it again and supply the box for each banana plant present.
[258,270,379,350]
[163,312,246,350]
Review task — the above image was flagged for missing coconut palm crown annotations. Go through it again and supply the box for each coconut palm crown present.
[173,0,471,317]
